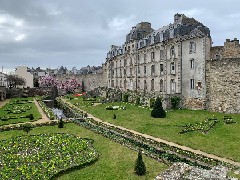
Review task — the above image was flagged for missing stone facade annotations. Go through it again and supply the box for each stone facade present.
[54,63,107,92]
[105,14,211,109]
[206,58,240,113]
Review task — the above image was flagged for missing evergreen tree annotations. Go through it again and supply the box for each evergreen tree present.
[22,123,33,134]
[151,97,166,118]
[134,150,146,176]
[58,117,64,128]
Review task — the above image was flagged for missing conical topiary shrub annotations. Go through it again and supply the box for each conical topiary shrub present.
[151,97,166,118]
[134,150,146,176]
[58,117,64,128]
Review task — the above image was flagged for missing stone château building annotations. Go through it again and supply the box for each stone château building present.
[105,14,211,109]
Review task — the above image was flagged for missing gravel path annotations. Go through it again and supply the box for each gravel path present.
[62,98,240,168]
[32,98,51,124]
[0,99,10,108]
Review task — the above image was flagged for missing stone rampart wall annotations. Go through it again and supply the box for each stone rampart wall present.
[206,58,240,113]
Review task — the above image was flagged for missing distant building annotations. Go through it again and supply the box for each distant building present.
[0,72,7,87]
[15,66,34,88]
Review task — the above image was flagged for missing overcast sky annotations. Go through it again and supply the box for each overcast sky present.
[0,0,239,73]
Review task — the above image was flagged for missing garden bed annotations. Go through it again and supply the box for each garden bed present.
[0,133,98,179]
[0,98,42,126]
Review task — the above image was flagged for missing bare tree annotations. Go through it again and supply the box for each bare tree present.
[6,75,26,88]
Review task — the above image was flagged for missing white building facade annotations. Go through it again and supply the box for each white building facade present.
[15,66,34,88]
[105,14,211,109]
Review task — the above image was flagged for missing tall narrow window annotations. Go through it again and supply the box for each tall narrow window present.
[137,54,140,62]
[144,80,147,91]
[190,59,195,69]
[138,67,140,74]
[144,66,146,74]
[170,46,175,58]
[190,79,195,89]
[151,65,155,76]
[160,50,164,59]
[124,69,126,76]
[151,79,154,91]
[151,52,155,61]
[160,64,164,75]
[170,79,176,93]
[189,42,196,53]
[170,62,175,74]
[160,79,163,92]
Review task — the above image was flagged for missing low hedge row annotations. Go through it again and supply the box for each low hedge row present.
[56,98,230,169]
[0,120,69,132]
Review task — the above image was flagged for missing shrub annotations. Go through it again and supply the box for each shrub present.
[151,97,166,118]
[170,96,181,109]
[29,114,34,120]
[122,94,129,102]
[149,98,155,108]
[135,97,140,106]
[22,123,33,134]
[58,118,64,128]
[134,150,146,176]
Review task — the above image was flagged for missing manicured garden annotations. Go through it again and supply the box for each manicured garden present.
[66,96,240,163]
[0,133,98,179]
[0,98,42,126]
[0,123,168,179]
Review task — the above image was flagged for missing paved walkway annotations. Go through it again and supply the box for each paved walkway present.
[62,98,240,168]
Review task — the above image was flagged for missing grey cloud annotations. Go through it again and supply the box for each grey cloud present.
[1,0,240,73]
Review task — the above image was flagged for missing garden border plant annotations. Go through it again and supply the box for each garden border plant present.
[36,99,56,120]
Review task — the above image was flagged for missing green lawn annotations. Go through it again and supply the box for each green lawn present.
[0,97,42,126]
[0,123,167,179]
[68,97,240,163]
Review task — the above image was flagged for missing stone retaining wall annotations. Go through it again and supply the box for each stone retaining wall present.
[206,58,240,113]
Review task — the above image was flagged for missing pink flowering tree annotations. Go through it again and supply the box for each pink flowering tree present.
[39,75,58,87]
[58,78,79,93]
[39,75,81,94]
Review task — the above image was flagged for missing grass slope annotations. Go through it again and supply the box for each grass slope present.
[0,123,167,180]
[69,98,240,163]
